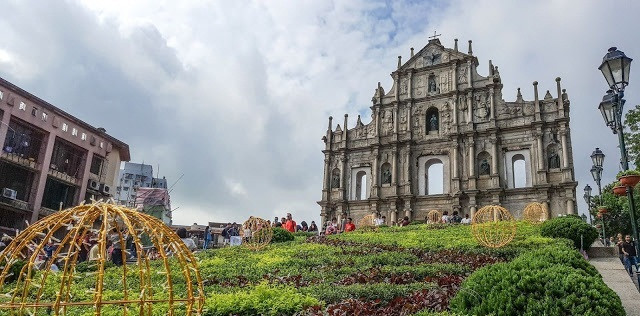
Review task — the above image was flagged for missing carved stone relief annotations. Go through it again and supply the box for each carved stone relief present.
[458,95,467,123]
[457,66,468,84]
[400,108,408,131]
[399,78,408,96]
[381,109,394,135]
[474,92,490,121]
[441,102,452,134]
[413,75,426,97]
[439,71,452,94]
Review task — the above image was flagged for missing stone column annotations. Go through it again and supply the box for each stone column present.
[468,139,475,177]
[566,197,575,215]
[491,137,498,174]
[371,149,379,198]
[489,89,495,120]
[390,209,397,226]
[469,195,477,219]
[452,145,459,178]
[466,60,472,87]
[340,156,347,200]
[533,81,541,121]
[408,71,414,99]
[543,201,550,219]
[452,98,458,125]
[560,128,569,168]
[31,132,57,223]
[556,77,565,118]
[322,155,330,199]
[467,91,473,123]
[452,64,458,91]
[536,132,544,170]
[404,145,411,194]
[392,149,398,186]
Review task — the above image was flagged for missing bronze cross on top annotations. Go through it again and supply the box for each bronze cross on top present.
[428,31,441,40]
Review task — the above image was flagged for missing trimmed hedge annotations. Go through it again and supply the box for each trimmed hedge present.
[540,217,598,250]
[271,227,295,243]
[450,244,624,316]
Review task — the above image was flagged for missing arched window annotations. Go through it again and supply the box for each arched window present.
[331,168,340,189]
[355,171,367,200]
[477,151,491,176]
[512,154,526,188]
[380,163,391,184]
[426,107,439,133]
[425,159,444,195]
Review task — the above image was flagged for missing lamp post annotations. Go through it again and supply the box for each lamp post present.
[583,184,593,224]
[598,46,639,253]
[583,184,593,223]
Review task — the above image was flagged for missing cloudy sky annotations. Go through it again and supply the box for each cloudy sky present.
[0,0,639,225]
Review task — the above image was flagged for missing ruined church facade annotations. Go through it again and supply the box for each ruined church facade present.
[318,38,577,226]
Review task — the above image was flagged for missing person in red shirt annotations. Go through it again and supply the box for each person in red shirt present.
[284,213,297,232]
[344,217,356,232]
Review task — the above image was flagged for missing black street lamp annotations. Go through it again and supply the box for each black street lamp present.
[597,46,639,254]
[583,184,593,223]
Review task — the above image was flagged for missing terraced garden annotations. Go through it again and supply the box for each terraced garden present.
[0,218,626,315]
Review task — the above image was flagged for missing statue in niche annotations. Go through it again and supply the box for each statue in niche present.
[331,172,340,188]
[382,168,392,184]
[458,66,468,83]
[548,150,561,169]
[474,93,490,120]
[479,159,490,176]
[429,114,438,131]
[428,75,437,93]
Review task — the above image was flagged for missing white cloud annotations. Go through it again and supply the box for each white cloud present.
[0,0,638,225]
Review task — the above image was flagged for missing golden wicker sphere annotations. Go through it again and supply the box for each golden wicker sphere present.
[471,205,516,248]
[523,202,548,223]
[241,217,273,251]
[0,201,204,316]
[426,210,443,224]
[358,214,376,228]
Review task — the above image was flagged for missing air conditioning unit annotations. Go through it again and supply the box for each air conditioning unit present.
[88,179,100,191]
[100,183,111,195]
[2,188,17,200]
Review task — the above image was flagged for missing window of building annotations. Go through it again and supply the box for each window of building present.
[72,128,78,136]
[41,177,76,210]
[123,179,129,184]
[355,171,367,200]
[90,154,104,176]
[425,159,444,195]
[512,154,527,188]
[0,161,35,202]
[31,107,37,116]
[2,120,44,162]
[123,187,129,191]
[49,138,86,178]
[0,91,3,100]
[81,133,87,141]
[62,123,68,132]
[99,142,104,149]
[19,102,26,111]
[41,112,47,122]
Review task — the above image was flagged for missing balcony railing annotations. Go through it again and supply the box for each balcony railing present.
[0,151,39,170]
[48,168,80,186]
[39,207,57,217]
[0,196,31,212]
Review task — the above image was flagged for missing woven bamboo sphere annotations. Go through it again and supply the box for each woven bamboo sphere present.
[523,202,548,223]
[471,205,516,248]
[358,214,376,228]
[426,210,443,224]
[0,201,204,316]
[241,217,273,251]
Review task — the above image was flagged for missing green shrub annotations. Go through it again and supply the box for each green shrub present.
[617,169,640,178]
[293,231,317,238]
[450,263,624,316]
[540,217,598,250]
[75,260,115,273]
[204,283,320,316]
[271,227,295,243]
[510,244,599,277]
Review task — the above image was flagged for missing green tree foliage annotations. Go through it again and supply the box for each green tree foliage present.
[624,104,640,168]
[590,182,638,238]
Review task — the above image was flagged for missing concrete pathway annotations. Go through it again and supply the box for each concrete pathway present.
[590,257,640,316]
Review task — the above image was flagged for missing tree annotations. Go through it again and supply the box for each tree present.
[624,104,640,168]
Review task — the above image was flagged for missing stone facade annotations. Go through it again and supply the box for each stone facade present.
[318,38,577,227]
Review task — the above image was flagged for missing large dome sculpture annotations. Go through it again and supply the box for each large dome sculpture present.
[0,201,204,315]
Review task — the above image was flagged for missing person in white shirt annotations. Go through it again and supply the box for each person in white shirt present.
[441,211,450,224]
[177,228,197,251]
[460,214,472,224]
[374,213,385,226]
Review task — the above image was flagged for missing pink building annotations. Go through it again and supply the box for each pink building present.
[0,77,130,235]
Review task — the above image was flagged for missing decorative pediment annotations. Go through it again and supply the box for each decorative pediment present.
[398,39,471,72]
